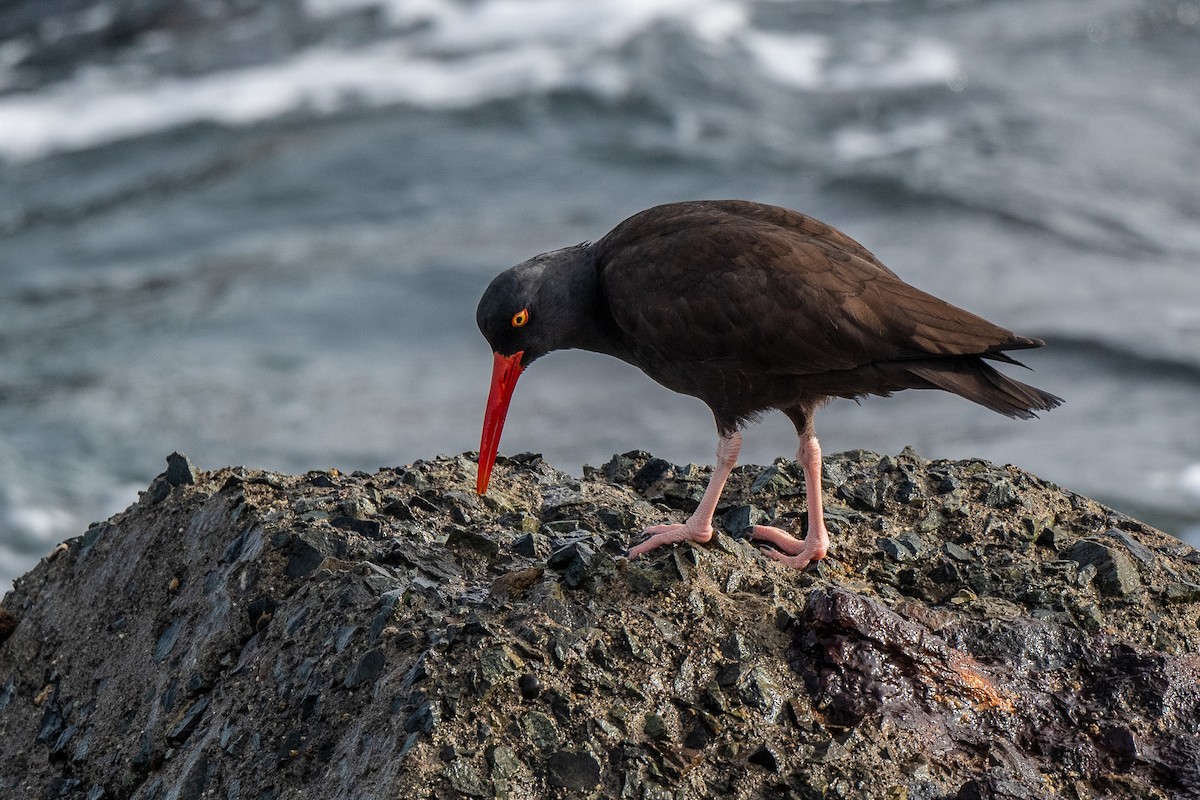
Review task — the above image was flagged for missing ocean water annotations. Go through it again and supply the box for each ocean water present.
[2,0,1199,589]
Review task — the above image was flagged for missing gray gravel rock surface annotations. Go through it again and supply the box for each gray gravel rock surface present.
[2,449,1199,799]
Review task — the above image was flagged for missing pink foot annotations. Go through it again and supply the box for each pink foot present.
[627,521,713,559]
[751,523,828,571]
[627,430,741,560]
[748,432,831,571]
[750,524,806,554]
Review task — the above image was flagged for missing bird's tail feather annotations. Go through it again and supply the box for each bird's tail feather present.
[907,360,1062,420]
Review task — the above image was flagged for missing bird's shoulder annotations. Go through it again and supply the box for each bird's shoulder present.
[594,199,896,278]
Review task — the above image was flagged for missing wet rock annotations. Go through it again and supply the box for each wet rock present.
[798,587,1016,726]
[518,673,540,700]
[445,759,489,797]
[287,528,337,578]
[643,712,668,741]
[0,450,1197,800]
[750,465,794,495]
[165,452,198,487]
[1036,525,1070,551]
[490,567,544,599]
[541,485,588,519]
[344,649,385,689]
[722,504,767,536]
[519,712,558,752]
[1104,528,1156,567]
[404,700,438,734]
[145,452,200,503]
[330,515,383,539]
[166,695,209,743]
[747,744,779,772]
[477,645,523,691]
[512,531,547,558]
[1066,539,1141,597]
[546,541,599,588]
[985,478,1017,508]
[879,537,913,562]
[737,667,784,721]
[1099,725,1140,763]
[445,526,500,558]
[546,749,601,792]
[841,478,887,512]
[631,458,673,491]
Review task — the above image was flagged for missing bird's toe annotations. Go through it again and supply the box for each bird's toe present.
[627,522,713,559]
[759,546,815,571]
[750,524,806,555]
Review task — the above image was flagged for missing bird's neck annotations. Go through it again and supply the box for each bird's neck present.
[539,244,626,359]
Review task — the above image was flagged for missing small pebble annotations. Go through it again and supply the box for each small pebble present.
[518,673,540,700]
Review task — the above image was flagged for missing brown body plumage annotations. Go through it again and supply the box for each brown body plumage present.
[476,200,1061,569]
[593,200,1058,436]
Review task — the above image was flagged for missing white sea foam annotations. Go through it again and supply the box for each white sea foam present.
[827,39,960,90]
[0,0,957,162]
[1181,464,1200,501]
[744,33,959,93]
[0,42,596,162]
[306,0,745,44]
[833,118,950,160]
[741,31,830,90]
[7,503,76,543]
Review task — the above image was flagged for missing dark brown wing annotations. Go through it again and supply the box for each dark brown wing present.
[594,200,1037,378]
[687,199,900,277]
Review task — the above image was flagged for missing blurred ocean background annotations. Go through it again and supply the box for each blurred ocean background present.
[2,0,1199,590]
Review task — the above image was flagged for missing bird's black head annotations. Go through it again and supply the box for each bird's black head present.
[475,243,596,495]
[476,244,593,368]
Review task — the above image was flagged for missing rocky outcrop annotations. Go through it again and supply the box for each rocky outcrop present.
[1,448,1199,799]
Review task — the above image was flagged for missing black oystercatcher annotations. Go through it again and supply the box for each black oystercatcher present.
[475,200,1061,569]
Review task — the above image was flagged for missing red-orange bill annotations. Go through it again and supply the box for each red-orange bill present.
[477,350,524,494]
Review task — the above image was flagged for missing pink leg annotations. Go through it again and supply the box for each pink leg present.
[751,434,829,570]
[627,431,741,559]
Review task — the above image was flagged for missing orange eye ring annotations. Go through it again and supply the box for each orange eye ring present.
[511,308,530,328]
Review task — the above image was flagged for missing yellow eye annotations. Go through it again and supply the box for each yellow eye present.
[511,308,529,328]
